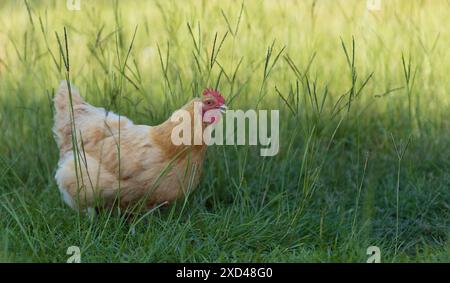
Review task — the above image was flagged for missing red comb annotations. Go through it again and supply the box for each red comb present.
[203,88,225,104]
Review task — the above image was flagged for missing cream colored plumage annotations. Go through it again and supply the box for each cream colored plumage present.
[53,82,224,212]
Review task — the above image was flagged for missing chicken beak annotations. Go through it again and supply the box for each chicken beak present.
[219,105,228,113]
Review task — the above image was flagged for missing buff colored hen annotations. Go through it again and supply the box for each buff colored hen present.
[53,81,226,213]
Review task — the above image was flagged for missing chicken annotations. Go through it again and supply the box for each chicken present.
[53,81,226,213]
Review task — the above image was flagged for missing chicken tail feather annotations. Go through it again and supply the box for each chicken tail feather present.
[53,81,85,154]
[54,80,85,112]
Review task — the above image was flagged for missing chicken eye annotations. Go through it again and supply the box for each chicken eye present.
[206,101,213,105]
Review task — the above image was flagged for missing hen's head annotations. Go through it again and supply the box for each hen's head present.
[202,88,226,110]
[201,88,227,124]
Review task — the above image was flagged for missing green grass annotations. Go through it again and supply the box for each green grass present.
[0,0,449,262]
